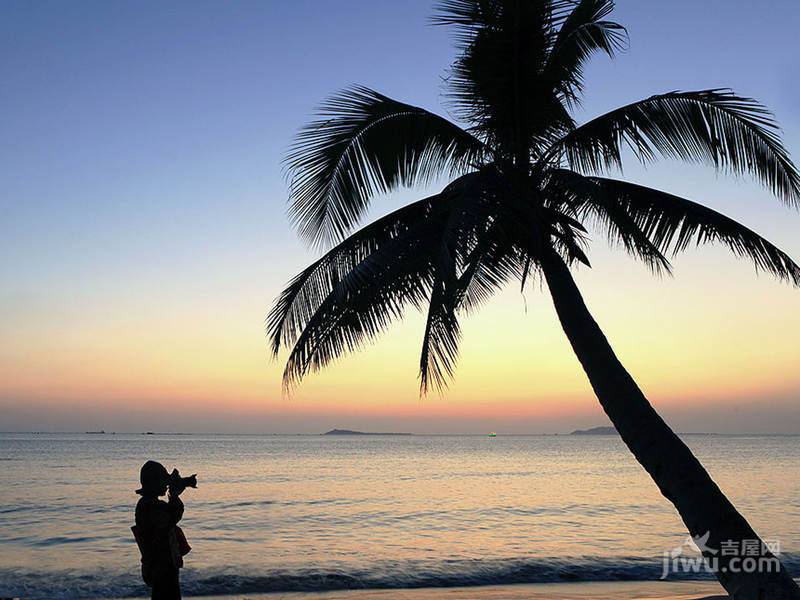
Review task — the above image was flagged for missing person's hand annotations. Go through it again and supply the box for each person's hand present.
[168,468,186,497]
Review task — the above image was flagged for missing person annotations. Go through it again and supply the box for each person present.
[134,460,187,600]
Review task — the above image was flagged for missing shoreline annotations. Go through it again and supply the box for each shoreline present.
[120,581,728,600]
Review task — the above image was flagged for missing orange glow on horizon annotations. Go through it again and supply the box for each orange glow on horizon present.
[3,242,800,433]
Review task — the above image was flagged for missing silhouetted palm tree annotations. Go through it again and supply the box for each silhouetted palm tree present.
[269,2,800,598]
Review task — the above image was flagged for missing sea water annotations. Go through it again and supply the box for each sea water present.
[1,432,798,599]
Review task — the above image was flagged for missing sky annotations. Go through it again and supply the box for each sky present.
[1,0,800,434]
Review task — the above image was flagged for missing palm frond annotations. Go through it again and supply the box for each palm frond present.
[458,227,527,313]
[418,241,528,395]
[543,0,627,106]
[268,190,457,357]
[280,215,443,389]
[546,90,800,206]
[277,170,508,390]
[434,0,575,159]
[419,231,462,395]
[433,0,575,39]
[547,169,671,273]
[581,177,800,284]
[286,86,486,247]
[416,184,531,393]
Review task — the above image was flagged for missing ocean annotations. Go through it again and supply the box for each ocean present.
[1,432,798,599]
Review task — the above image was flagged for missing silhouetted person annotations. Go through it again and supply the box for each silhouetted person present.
[133,460,187,600]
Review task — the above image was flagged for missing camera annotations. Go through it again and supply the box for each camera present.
[169,468,197,492]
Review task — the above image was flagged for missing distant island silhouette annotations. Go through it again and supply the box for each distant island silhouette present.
[323,429,413,436]
[568,426,724,436]
[570,426,618,436]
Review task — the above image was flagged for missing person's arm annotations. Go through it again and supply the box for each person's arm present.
[166,492,184,525]
[148,495,183,532]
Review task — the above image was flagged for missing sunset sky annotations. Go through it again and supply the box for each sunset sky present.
[2,0,800,433]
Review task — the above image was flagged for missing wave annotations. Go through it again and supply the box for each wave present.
[4,554,800,600]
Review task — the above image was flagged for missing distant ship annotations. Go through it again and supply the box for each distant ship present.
[488,432,497,437]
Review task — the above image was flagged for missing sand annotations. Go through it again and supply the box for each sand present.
[132,580,727,600]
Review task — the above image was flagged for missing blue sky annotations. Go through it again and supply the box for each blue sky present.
[3,0,798,291]
[2,1,800,433]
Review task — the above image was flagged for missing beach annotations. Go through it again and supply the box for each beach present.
[119,581,728,599]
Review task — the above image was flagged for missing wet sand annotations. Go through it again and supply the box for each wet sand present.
[123,580,727,600]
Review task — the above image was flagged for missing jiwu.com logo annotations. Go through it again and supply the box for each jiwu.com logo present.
[661,532,781,579]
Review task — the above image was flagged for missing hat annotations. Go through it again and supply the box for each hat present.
[136,460,169,495]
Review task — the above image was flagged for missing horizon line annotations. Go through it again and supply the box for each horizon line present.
[3,430,800,436]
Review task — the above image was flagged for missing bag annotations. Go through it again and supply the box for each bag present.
[175,526,192,556]
[131,525,153,586]
[131,524,144,554]
[132,522,190,581]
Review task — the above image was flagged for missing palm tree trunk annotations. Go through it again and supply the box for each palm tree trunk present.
[540,247,799,600]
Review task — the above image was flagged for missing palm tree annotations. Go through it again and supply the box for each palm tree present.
[268,1,800,598]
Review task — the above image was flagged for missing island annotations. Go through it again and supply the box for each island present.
[323,429,413,436]
[570,426,617,435]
